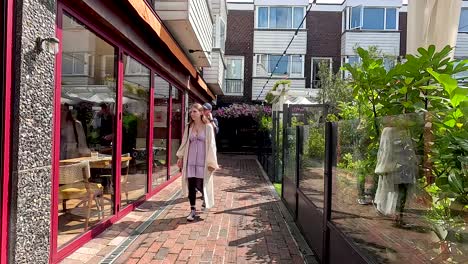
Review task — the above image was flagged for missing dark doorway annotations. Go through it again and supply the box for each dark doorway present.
[217,116,258,153]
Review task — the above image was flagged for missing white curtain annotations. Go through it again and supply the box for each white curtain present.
[407,0,462,57]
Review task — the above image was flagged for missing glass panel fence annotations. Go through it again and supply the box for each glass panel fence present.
[331,112,468,263]
[299,123,325,210]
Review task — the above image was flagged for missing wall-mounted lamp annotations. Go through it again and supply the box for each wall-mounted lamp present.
[36,37,60,55]
[188,49,211,54]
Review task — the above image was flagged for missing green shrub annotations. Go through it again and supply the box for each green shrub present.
[307,126,325,160]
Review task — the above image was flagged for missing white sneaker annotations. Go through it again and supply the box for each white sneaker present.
[187,210,196,221]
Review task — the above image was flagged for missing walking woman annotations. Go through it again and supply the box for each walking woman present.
[176,103,219,221]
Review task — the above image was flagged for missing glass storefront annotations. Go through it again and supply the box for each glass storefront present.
[58,13,117,247]
[169,88,183,177]
[152,75,170,188]
[121,55,150,207]
[53,4,207,258]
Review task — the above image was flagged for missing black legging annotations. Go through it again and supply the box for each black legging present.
[396,183,409,216]
[188,178,204,209]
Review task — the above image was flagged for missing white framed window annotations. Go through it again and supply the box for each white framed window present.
[62,52,92,76]
[347,6,398,30]
[256,54,268,72]
[311,58,332,89]
[459,8,468,33]
[256,6,306,29]
[350,6,363,29]
[213,15,226,52]
[342,55,395,78]
[264,54,304,77]
[225,56,244,95]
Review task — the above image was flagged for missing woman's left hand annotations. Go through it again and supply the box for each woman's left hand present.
[208,166,216,172]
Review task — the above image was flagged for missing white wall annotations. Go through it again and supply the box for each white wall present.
[254,30,307,54]
[341,31,400,56]
[227,3,254,11]
[189,0,213,58]
[153,2,189,20]
[455,33,468,58]
[251,78,305,101]
[204,51,225,89]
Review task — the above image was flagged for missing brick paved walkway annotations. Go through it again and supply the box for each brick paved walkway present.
[61,155,310,264]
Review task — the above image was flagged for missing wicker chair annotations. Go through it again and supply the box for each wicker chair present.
[99,153,131,205]
[59,161,103,231]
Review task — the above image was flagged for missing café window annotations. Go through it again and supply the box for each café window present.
[170,87,183,177]
[58,13,117,247]
[121,55,150,207]
[152,75,170,187]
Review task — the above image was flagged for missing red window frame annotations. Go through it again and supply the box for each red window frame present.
[50,3,184,263]
[1,0,14,263]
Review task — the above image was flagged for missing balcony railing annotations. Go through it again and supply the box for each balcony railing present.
[225,79,243,94]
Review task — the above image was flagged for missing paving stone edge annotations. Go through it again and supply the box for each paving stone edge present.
[255,159,320,264]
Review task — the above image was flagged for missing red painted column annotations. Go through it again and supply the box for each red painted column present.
[49,4,64,262]
[1,0,15,263]
[114,50,124,216]
[167,85,173,180]
[147,71,155,193]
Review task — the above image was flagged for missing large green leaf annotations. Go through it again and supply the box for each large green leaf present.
[427,68,458,98]
[436,176,449,187]
[460,101,468,116]
[450,87,468,108]
[444,119,457,128]
[453,136,468,152]
[448,173,465,194]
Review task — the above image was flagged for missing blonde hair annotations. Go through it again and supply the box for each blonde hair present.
[189,103,209,127]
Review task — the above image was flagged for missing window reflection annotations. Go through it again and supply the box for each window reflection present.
[152,75,170,188]
[58,13,116,247]
[362,8,385,30]
[121,55,150,207]
[170,88,183,177]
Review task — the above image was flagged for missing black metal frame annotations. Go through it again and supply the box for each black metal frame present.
[281,118,372,264]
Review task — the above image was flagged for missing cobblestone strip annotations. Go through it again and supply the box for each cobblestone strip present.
[254,160,319,264]
[100,190,182,263]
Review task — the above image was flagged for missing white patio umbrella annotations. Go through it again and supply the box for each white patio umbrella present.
[407,0,462,57]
